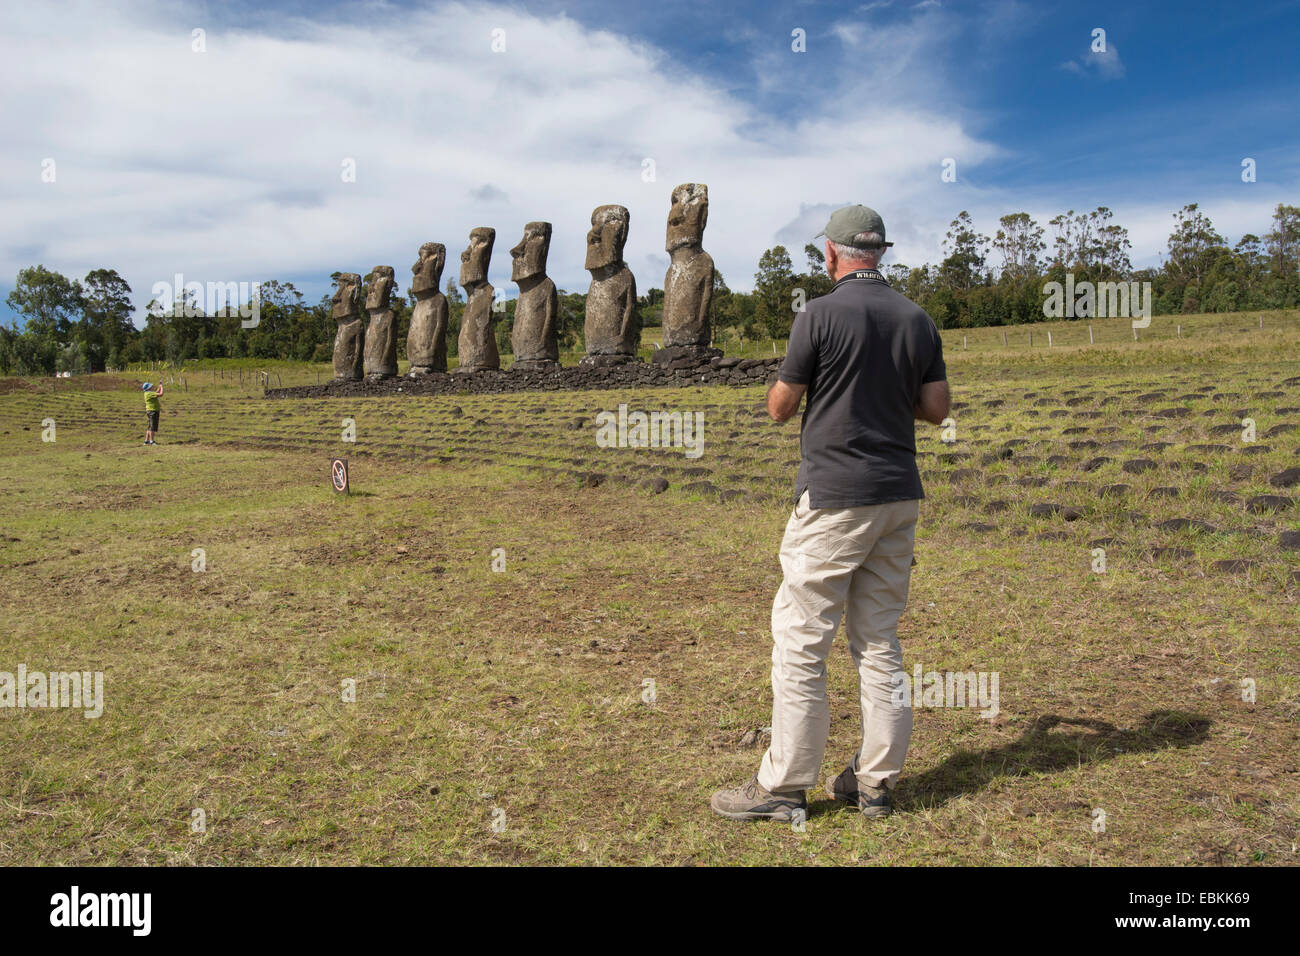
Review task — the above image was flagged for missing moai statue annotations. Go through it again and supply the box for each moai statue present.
[362,266,398,380]
[656,183,720,365]
[509,222,559,371]
[331,272,365,381]
[581,204,639,365]
[407,243,448,375]
[455,227,500,373]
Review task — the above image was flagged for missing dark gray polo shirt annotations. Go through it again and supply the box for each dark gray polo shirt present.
[778,269,946,508]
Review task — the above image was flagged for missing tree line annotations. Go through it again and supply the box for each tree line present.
[2,202,1296,375]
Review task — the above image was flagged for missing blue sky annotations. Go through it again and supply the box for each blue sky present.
[2,0,1297,327]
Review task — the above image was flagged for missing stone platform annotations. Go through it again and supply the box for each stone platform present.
[266,355,783,398]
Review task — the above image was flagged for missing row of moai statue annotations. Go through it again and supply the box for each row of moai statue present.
[330,183,717,380]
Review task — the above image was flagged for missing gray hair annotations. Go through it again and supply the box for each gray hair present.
[831,231,887,266]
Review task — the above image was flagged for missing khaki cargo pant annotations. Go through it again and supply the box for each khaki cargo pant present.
[757,490,918,795]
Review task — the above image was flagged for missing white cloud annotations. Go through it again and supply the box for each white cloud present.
[0,0,996,319]
[1061,42,1126,80]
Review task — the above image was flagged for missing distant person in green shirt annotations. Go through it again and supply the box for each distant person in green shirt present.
[142,382,163,444]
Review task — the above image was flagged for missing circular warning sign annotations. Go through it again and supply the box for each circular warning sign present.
[330,458,349,494]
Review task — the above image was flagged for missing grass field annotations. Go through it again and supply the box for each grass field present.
[2,309,1298,866]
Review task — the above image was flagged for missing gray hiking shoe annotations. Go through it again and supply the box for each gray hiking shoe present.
[710,777,806,822]
[827,764,893,817]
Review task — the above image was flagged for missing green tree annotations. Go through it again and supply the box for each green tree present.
[1264,203,1300,306]
[638,287,664,328]
[804,243,826,276]
[754,246,798,338]
[1166,203,1226,290]
[993,213,1045,280]
[938,211,989,293]
[710,269,756,343]
[5,265,84,374]
[1265,203,1300,276]
[81,268,135,371]
[883,263,910,288]
[445,278,464,357]
[1048,210,1079,268]
[1090,207,1132,278]
[495,297,515,357]
[556,289,586,351]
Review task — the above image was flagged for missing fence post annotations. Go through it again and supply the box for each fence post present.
[1047,331,1052,347]
[1089,325,1094,345]
[1002,330,1007,347]
[1029,330,1033,347]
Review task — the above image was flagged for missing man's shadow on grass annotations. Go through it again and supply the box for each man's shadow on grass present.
[812,710,1211,815]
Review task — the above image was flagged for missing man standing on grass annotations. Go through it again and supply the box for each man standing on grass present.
[143,382,163,445]
[711,205,950,822]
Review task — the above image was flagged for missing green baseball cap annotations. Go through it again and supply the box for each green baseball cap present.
[815,204,893,247]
